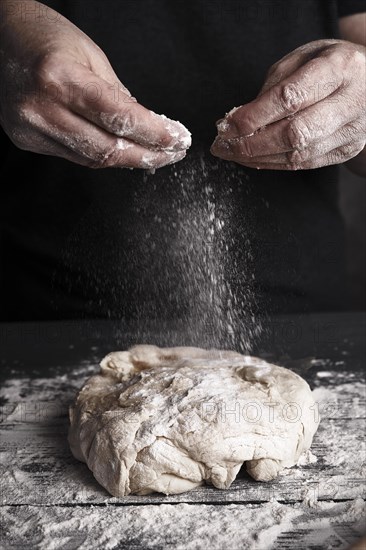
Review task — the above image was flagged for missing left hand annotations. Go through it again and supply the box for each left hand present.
[211,40,366,170]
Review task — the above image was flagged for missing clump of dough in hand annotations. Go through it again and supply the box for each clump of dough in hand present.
[69,346,319,496]
[156,113,192,151]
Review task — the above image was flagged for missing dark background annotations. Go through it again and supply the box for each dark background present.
[338,167,366,310]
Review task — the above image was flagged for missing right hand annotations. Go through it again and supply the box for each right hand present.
[0,0,191,169]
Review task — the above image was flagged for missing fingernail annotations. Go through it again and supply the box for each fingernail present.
[217,117,239,140]
[216,106,242,139]
[211,137,233,158]
[216,118,229,133]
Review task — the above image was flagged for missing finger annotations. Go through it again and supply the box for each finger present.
[258,40,338,96]
[236,141,365,171]
[65,64,191,151]
[40,138,105,166]
[218,56,343,139]
[222,124,360,168]
[11,128,96,166]
[22,105,187,169]
[212,95,362,159]
[48,136,186,169]
[259,53,310,97]
[54,116,187,170]
[229,120,365,166]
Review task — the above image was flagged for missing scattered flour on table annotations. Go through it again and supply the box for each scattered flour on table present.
[1,499,365,550]
[0,362,98,408]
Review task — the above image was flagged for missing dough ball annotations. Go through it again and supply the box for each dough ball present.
[69,345,319,496]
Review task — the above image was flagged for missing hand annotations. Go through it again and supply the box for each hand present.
[211,40,366,170]
[0,1,191,169]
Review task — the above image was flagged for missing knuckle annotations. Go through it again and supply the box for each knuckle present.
[326,44,364,75]
[345,48,362,67]
[90,147,121,169]
[116,109,137,137]
[286,118,313,150]
[278,83,308,113]
[306,56,326,72]
[287,148,308,166]
[335,45,363,68]
[33,53,63,86]
[328,50,346,70]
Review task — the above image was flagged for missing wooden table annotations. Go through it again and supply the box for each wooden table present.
[1,313,365,549]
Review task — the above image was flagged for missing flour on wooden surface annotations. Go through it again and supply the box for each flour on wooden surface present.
[1,499,365,550]
[1,366,365,548]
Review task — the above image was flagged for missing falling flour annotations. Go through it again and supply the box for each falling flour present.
[140,154,263,353]
[58,150,263,352]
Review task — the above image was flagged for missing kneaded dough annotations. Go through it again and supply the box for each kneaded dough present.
[69,346,319,496]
